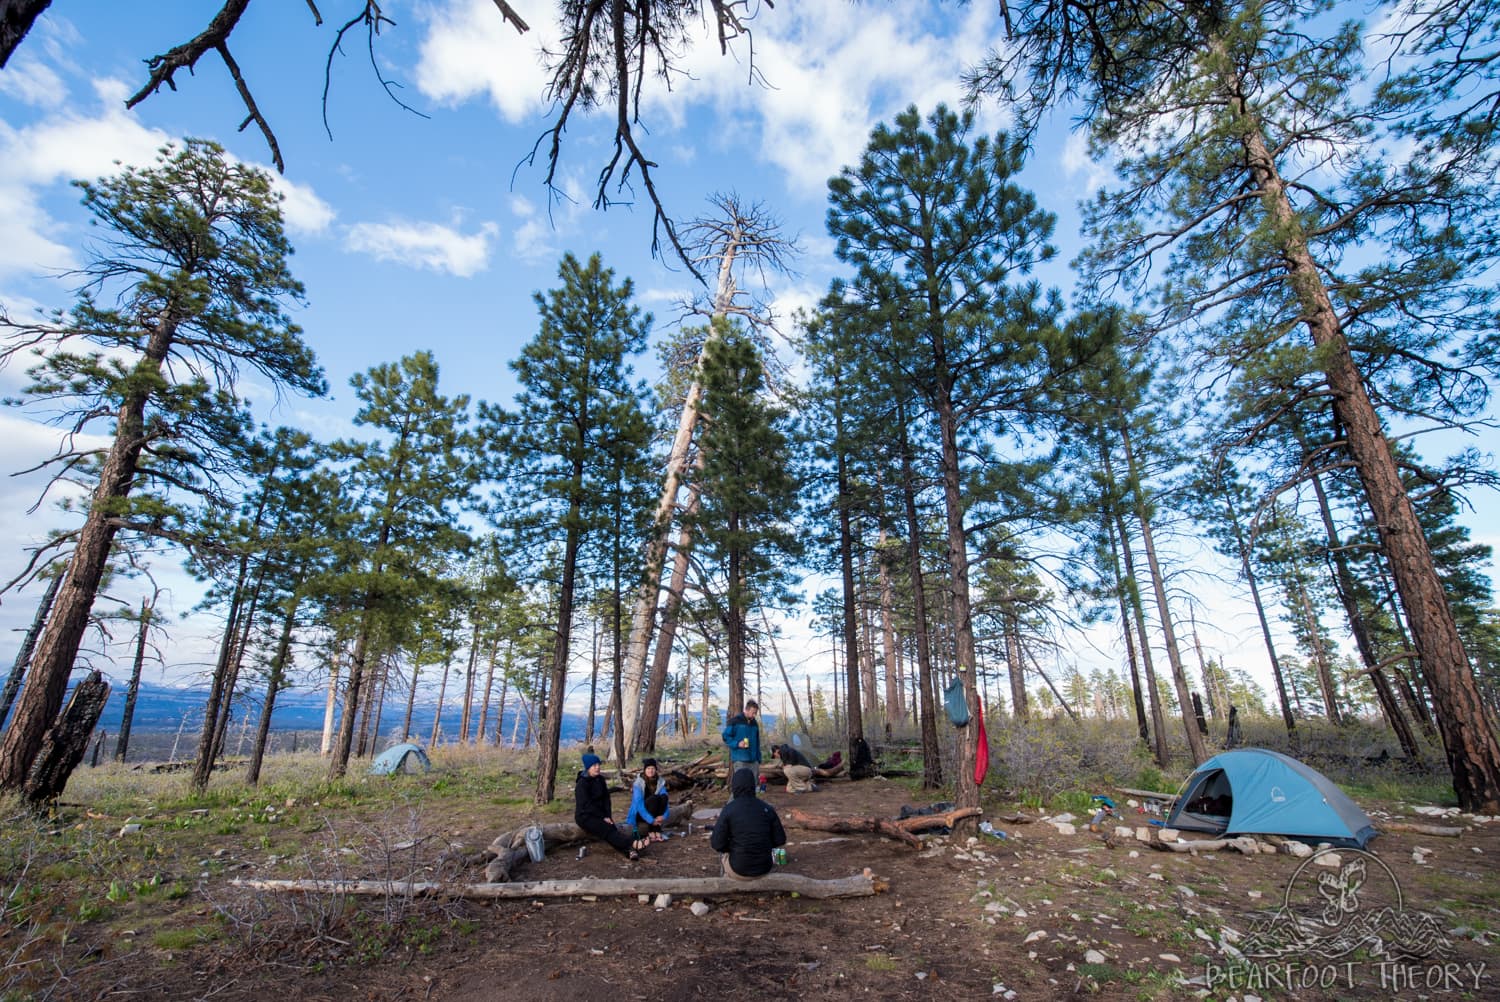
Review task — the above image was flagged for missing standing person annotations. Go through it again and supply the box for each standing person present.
[772,743,815,793]
[710,767,787,879]
[574,753,649,859]
[627,757,670,841]
[720,699,761,782]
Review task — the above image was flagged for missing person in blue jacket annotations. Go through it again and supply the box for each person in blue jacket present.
[627,757,670,841]
[710,767,787,878]
[720,699,761,782]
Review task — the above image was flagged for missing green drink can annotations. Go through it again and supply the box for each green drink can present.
[772,847,788,865]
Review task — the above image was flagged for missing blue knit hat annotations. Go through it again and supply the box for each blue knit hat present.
[582,753,601,771]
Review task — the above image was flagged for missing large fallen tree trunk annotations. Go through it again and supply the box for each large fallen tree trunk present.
[1378,821,1464,837]
[487,801,696,855]
[781,807,922,849]
[234,869,881,900]
[890,807,981,833]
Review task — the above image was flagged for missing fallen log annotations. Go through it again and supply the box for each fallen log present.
[485,846,532,883]
[781,807,922,849]
[1378,821,1464,837]
[1148,836,1260,855]
[996,813,1038,825]
[486,802,695,858]
[890,807,981,833]
[233,869,880,900]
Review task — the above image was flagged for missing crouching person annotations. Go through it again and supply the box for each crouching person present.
[772,743,816,793]
[575,753,649,859]
[710,767,787,879]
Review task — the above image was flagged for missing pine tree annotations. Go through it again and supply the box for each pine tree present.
[0,140,325,793]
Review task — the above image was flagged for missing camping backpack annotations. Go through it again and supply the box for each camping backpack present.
[943,677,970,727]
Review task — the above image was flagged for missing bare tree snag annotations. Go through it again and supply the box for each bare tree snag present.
[234,869,881,900]
[780,808,923,849]
[22,670,109,807]
[0,0,51,69]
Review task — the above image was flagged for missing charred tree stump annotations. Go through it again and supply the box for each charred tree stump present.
[23,670,110,807]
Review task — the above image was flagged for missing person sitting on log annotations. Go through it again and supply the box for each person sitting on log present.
[772,743,816,793]
[627,757,671,842]
[574,753,649,860]
[710,767,787,879]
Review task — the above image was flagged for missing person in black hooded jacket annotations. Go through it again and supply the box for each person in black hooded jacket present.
[710,767,787,878]
[574,753,648,858]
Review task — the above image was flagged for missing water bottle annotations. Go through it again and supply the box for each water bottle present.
[524,825,545,862]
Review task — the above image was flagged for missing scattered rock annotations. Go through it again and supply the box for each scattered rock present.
[1128,851,1139,859]
[690,901,710,917]
[1282,841,1312,858]
[1247,890,1262,900]
[1049,813,1077,824]
[1312,852,1342,868]
[653,893,672,910]
[1052,823,1077,836]
[1176,885,1196,898]
[1024,930,1048,944]
[638,894,651,904]
[1113,827,1134,840]
[1084,949,1106,964]
[1135,827,1153,842]
[118,823,142,836]
[1159,953,1181,963]
[1147,873,1165,881]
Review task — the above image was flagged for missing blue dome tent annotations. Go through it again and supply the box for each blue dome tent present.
[368,742,432,776]
[1165,748,1376,848]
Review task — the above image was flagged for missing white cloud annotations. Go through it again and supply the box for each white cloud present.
[0,52,67,108]
[413,0,555,121]
[344,217,498,276]
[1060,130,1112,196]
[274,177,337,236]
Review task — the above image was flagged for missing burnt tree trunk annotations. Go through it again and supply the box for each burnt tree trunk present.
[23,670,110,807]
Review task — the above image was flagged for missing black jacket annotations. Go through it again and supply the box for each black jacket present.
[574,771,614,825]
[710,768,787,877]
[777,744,812,769]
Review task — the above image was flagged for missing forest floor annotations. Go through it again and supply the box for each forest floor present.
[2,740,1496,1001]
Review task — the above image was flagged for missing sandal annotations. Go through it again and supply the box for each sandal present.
[631,838,650,852]
[650,832,666,843]
[628,849,640,860]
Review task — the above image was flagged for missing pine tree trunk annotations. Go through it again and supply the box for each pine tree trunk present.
[897,407,941,789]
[114,597,151,763]
[430,648,453,749]
[477,632,498,745]
[634,485,698,754]
[248,596,299,786]
[1004,611,1029,719]
[459,623,480,744]
[1236,106,1500,810]
[328,609,373,779]
[877,531,906,725]
[1104,511,1151,747]
[834,386,866,767]
[0,572,62,734]
[0,317,173,793]
[321,651,341,756]
[535,503,583,804]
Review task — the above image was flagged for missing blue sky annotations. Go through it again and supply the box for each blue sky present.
[0,1,1494,718]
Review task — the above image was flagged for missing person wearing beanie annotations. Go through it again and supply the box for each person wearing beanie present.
[710,767,786,879]
[626,758,670,841]
[574,754,647,858]
[772,743,816,793]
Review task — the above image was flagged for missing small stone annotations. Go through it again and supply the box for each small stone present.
[118,823,142,836]
[1050,813,1077,824]
[1135,828,1152,842]
[1157,828,1180,843]
[1114,827,1134,840]
[1084,949,1106,964]
[1471,847,1484,855]
[653,893,673,910]
[1177,885,1196,898]
[1052,823,1077,836]
[638,894,651,904]
[1247,890,1262,900]
[1147,872,1165,881]
[1159,953,1181,963]
[1282,841,1312,858]
[1013,908,1028,919]
[1312,852,1342,868]
[1024,930,1048,944]
[690,901,710,917]
[1128,851,1139,859]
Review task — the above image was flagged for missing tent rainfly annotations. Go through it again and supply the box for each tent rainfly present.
[368,742,432,776]
[1165,748,1377,848]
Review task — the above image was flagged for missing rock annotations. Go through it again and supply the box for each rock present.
[653,893,673,910]
[1157,828,1180,843]
[1159,953,1181,963]
[1176,885,1196,898]
[1312,852,1342,868]
[1052,823,1077,836]
[1247,890,1262,900]
[1411,849,1430,865]
[1023,930,1047,944]
[1084,949,1106,964]
[1135,827,1152,842]
[1282,841,1312,858]
[638,894,651,904]
[690,901,710,917]
[1147,872,1165,881]
[1050,813,1077,824]
[118,823,142,836]
[1113,827,1134,840]
[1013,908,1028,919]
[1128,851,1139,859]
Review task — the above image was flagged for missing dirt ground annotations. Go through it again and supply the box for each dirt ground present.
[35,767,1500,1001]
